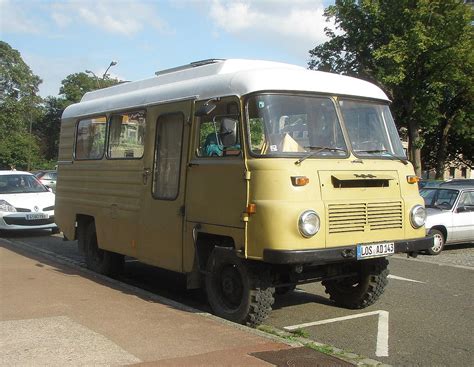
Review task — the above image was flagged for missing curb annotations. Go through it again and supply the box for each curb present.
[1,237,389,367]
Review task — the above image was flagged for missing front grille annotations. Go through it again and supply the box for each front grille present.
[4,216,55,226]
[328,201,402,234]
[43,206,54,211]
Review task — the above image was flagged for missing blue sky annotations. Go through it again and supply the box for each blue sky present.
[1,0,334,97]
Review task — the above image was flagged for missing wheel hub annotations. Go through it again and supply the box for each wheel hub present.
[220,266,243,308]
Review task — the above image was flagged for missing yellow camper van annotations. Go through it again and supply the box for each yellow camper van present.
[56,59,432,326]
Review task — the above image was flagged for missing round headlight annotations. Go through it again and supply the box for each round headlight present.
[298,210,320,238]
[410,205,426,228]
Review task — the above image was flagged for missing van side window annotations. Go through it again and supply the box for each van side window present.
[153,113,184,200]
[197,101,241,157]
[75,116,106,160]
[108,111,146,159]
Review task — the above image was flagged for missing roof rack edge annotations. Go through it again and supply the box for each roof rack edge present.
[155,59,226,77]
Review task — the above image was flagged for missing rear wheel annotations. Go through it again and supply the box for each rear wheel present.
[51,227,60,235]
[205,248,274,327]
[427,229,445,255]
[84,222,124,276]
[322,258,389,309]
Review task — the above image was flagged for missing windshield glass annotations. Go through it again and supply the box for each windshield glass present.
[339,100,406,158]
[0,174,48,194]
[246,94,347,158]
[420,188,459,210]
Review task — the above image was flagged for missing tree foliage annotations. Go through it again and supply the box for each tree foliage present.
[309,0,473,176]
[1,40,122,170]
[59,72,120,103]
[0,41,43,170]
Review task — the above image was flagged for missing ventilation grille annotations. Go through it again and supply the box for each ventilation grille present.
[328,201,403,234]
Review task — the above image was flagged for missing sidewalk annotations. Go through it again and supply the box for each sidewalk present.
[0,242,352,366]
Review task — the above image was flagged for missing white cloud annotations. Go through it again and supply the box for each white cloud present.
[209,0,333,58]
[50,1,168,36]
[0,0,46,34]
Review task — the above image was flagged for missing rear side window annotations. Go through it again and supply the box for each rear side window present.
[108,111,146,159]
[75,116,107,160]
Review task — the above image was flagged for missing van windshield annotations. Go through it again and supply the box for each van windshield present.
[339,99,406,158]
[246,94,348,158]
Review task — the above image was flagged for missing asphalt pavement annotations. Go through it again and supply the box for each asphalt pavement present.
[1,230,473,366]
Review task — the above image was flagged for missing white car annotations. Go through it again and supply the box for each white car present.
[420,184,474,255]
[0,171,58,232]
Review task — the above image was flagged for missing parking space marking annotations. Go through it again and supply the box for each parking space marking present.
[388,274,425,283]
[283,310,390,357]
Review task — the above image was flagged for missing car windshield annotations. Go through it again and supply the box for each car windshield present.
[0,174,48,194]
[420,188,459,210]
[339,100,406,158]
[246,94,348,158]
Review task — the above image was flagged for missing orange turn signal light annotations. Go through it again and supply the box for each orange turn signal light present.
[291,176,310,186]
[246,203,257,215]
[406,175,420,184]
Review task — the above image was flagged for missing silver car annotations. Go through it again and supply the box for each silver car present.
[420,184,474,255]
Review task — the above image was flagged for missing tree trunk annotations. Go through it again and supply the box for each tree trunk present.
[407,119,422,176]
[435,119,451,180]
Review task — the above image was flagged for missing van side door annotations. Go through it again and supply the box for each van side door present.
[138,100,192,272]
[183,98,247,271]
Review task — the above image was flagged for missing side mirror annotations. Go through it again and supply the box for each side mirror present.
[195,102,217,117]
[456,206,467,213]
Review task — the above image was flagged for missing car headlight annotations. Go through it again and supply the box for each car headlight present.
[0,200,17,212]
[410,205,426,228]
[298,210,320,238]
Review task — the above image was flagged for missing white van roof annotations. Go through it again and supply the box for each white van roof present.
[62,59,389,119]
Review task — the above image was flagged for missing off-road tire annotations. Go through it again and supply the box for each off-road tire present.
[427,229,445,255]
[84,222,124,276]
[205,248,275,327]
[322,257,389,309]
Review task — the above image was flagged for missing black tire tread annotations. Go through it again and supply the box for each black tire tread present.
[245,263,275,327]
[322,258,389,309]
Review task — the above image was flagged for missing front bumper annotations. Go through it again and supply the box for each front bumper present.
[263,236,434,265]
[0,214,57,231]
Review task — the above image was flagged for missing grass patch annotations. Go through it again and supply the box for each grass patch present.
[289,328,310,338]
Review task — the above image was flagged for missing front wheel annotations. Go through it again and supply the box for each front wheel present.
[322,258,389,309]
[427,229,445,255]
[205,248,274,327]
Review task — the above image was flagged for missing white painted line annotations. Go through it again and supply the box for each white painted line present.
[284,310,390,357]
[376,310,389,357]
[388,274,426,283]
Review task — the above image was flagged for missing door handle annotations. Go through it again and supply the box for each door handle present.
[143,168,151,184]
[188,162,199,167]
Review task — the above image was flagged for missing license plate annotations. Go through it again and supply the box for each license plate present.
[357,242,394,259]
[25,213,48,220]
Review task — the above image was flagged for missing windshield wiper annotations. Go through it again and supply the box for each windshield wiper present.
[295,146,346,165]
[355,149,409,165]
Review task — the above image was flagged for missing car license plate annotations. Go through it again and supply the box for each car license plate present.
[26,213,48,220]
[357,242,394,259]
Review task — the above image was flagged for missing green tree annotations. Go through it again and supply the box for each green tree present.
[0,41,43,170]
[308,0,473,176]
[60,72,120,103]
[37,72,120,164]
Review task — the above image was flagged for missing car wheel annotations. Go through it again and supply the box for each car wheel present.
[427,229,445,255]
[322,257,389,309]
[84,222,124,276]
[205,248,274,327]
[51,227,60,235]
